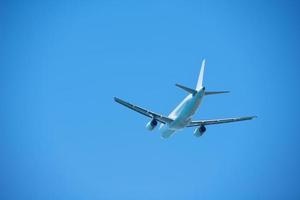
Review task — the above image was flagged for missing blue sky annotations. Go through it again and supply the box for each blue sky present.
[1,0,300,199]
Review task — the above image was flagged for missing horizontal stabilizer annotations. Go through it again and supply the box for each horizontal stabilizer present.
[175,83,197,95]
[205,91,230,95]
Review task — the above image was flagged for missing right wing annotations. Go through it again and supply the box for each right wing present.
[114,97,174,124]
[187,116,257,127]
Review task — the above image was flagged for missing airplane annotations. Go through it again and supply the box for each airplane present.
[114,59,256,139]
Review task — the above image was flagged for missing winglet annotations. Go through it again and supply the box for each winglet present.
[196,59,206,90]
[114,96,120,103]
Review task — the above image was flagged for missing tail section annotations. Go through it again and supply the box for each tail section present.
[176,59,229,96]
[196,59,206,90]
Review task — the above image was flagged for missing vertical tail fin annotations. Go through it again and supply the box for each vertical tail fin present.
[196,59,206,90]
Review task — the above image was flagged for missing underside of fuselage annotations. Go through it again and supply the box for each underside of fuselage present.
[160,126,177,139]
[159,89,205,139]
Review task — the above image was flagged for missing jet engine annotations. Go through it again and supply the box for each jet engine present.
[146,119,158,131]
[194,125,206,137]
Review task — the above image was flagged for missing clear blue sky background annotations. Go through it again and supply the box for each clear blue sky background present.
[1,0,300,199]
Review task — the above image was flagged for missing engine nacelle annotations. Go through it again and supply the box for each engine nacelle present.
[194,125,206,137]
[146,119,158,131]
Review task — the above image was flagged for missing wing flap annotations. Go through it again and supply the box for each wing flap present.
[114,97,173,124]
[187,116,257,127]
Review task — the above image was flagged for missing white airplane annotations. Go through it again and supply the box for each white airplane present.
[114,60,256,139]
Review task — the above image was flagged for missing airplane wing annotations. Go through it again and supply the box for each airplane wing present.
[186,116,257,127]
[114,97,174,124]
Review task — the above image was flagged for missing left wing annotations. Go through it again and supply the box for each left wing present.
[186,116,257,127]
[114,97,174,124]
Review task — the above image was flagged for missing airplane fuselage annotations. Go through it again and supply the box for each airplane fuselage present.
[159,87,205,138]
